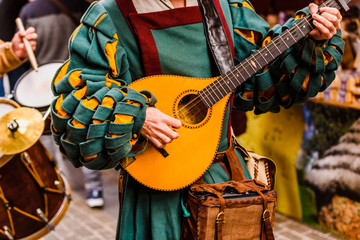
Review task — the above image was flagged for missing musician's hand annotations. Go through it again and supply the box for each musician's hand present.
[140,107,182,148]
[11,27,37,59]
[308,3,342,41]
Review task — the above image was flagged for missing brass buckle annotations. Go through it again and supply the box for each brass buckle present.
[216,211,225,224]
[120,157,136,169]
[263,209,271,222]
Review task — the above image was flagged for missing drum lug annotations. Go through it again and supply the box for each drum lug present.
[23,152,31,164]
[54,180,64,192]
[36,208,55,231]
[3,226,14,240]
[54,180,72,200]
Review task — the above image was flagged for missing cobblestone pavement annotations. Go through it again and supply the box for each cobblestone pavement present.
[274,214,343,240]
[39,168,344,240]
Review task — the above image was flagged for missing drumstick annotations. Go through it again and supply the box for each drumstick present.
[43,106,51,121]
[15,18,39,72]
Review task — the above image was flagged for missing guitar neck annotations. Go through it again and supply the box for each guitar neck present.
[199,0,351,108]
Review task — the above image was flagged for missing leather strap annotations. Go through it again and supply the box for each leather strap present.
[223,139,245,181]
[262,207,275,240]
[197,0,234,75]
[196,185,226,240]
[195,139,244,185]
[243,182,275,240]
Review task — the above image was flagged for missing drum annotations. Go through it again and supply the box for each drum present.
[0,97,20,116]
[0,141,71,240]
[13,62,63,134]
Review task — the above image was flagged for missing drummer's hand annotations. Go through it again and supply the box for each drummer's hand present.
[140,107,182,148]
[308,3,342,41]
[11,27,37,59]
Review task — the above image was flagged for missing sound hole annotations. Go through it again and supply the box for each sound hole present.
[178,94,208,125]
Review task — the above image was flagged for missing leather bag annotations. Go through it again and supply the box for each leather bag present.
[181,140,277,240]
[236,143,276,191]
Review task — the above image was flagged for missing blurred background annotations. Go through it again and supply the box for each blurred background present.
[236,1,360,240]
[1,0,360,240]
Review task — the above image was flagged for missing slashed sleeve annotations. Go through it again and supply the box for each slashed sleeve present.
[230,1,344,114]
[50,2,156,170]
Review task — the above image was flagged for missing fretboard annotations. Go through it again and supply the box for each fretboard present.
[199,0,351,108]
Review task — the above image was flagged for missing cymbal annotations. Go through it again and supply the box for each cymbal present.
[0,107,44,155]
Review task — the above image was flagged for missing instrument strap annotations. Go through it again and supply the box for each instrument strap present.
[197,0,236,142]
[197,0,234,75]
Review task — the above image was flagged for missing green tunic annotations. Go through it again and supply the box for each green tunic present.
[50,0,344,239]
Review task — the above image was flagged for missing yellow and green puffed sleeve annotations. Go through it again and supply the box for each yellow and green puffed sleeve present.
[50,2,156,170]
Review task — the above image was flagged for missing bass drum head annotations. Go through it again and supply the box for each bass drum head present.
[13,62,63,111]
[0,141,71,239]
[0,98,20,163]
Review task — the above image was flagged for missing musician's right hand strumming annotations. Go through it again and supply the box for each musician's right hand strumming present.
[140,107,182,148]
[11,27,37,59]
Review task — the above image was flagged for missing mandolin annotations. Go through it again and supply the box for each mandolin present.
[125,0,350,191]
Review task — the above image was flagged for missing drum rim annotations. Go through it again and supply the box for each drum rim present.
[0,97,21,108]
[0,154,14,167]
[13,61,64,109]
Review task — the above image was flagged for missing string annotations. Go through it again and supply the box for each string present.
[174,15,324,120]
[173,0,338,120]
[173,0,340,120]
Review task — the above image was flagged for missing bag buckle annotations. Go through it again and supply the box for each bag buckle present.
[216,211,225,223]
[262,209,271,222]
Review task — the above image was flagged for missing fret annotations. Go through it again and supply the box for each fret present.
[198,0,351,108]
[211,81,222,102]
[245,58,257,73]
[286,29,297,43]
[212,79,228,96]
[199,94,211,108]
[227,72,240,88]
[271,38,283,54]
[224,75,240,92]
[206,89,217,105]
[223,77,237,93]
[294,23,306,37]
[264,44,274,59]
[241,61,252,77]
[225,74,237,88]
[250,56,261,71]
[220,72,240,94]
[217,76,228,93]
[303,17,314,32]
[252,55,262,71]
[254,52,267,66]
[232,69,246,85]
[279,36,289,48]
[284,35,294,45]
[258,48,270,65]
[202,82,225,107]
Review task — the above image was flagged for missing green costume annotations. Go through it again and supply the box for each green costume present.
[50,0,344,239]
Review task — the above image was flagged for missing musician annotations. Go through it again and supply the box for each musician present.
[17,0,106,208]
[0,28,36,77]
[51,0,343,239]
